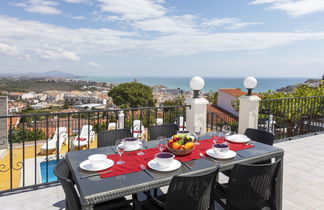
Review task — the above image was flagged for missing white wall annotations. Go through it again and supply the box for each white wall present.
[217,90,238,116]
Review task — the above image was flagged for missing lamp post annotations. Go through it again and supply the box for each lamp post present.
[189,76,205,98]
[243,76,257,96]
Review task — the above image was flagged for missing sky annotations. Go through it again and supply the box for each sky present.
[0,0,324,78]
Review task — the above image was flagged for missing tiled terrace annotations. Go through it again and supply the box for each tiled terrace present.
[1,133,324,210]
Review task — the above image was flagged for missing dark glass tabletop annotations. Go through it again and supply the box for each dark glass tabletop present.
[66,135,284,208]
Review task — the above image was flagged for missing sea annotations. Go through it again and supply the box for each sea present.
[78,76,309,93]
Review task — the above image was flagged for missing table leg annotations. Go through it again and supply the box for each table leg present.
[276,154,284,210]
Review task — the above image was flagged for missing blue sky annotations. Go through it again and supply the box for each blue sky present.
[0,0,324,78]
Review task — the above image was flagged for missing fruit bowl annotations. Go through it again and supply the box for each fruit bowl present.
[167,134,196,156]
[167,144,195,156]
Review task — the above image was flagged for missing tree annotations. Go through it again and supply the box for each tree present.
[11,128,46,143]
[206,90,218,105]
[259,82,324,137]
[108,82,155,108]
[162,96,185,107]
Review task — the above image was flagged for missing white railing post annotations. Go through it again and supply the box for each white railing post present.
[238,95,261,134]
[118,110,124,129]
[185,98,209,135]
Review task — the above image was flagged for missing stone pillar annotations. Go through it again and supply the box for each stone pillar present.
[185,97,209,135]
[238,95,261,134]
[118,110,124,129]
[0,96,8,149]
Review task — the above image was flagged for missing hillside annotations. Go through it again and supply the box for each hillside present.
[0,78,83,93]
[0,70,79,78]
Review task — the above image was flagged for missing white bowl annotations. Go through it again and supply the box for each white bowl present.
[124,137,138,149]
[212,143,229,156]
[88,154,107,168]
[155,152,175,169]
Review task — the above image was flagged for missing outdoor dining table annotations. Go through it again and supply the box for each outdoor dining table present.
[65,135,284,210]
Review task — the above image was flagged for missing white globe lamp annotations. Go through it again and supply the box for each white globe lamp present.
[189,76,205,98]
[243,76,257,96]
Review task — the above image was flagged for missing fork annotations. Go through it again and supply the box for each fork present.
[199,152,219,163]
[140,164,155,178]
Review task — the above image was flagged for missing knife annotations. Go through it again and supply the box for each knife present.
[80,170,113,179]
[180,161,192,170]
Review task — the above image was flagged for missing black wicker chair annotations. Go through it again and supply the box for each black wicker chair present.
[148,124,179,141]
[244,128,275,146]
[222,128,275,177]
[54,159,138,210]
[141,167,219,210]
[98,129,132,147]
[244,128,275,164]
[214,160,281,210]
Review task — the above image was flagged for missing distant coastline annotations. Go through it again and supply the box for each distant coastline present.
[76,76,309,93]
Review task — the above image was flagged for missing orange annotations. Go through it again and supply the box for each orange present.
[172,142,181,150]
[184,142,195,150]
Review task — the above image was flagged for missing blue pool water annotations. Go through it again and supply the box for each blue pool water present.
[40,160,58,183]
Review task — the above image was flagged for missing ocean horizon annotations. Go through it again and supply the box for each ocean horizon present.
[78,76,309,93]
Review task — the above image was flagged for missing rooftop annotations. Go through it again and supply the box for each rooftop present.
[1,134,323,210]
[218,88,260,97]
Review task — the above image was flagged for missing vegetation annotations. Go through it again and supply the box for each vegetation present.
[0,78,84,92]
[259,82,323,137]
[162,96,185,107]
[11,128,46,143]
[108,82,155,108]
[206,90,218,105]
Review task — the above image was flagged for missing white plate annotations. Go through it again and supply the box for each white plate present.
[206,149,236,159]
[79,159,114,172]
[226,134,250,143]
[124,143,142,152]
[148,159,181,172]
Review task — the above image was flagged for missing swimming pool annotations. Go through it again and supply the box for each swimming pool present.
[40,160,58,183]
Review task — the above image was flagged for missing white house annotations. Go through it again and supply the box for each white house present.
[21,92,36,100]
[217,89,249,116]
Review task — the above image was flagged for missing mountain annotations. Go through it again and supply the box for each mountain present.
[0,70,80,78]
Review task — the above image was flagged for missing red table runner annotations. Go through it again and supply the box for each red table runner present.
[99,138,253,178]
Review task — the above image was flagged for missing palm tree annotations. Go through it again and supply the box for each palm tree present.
[206,90,218,105]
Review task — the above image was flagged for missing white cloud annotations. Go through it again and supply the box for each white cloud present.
[0,15,324,60]
[0,43,20,56]
[203,18,263,30]
[250,0,324,17]
[98,0,166,20]
[67,15,85,20]
[13,0,61,15]
[142,32,324,56]
[87,62,101,68]
[133,15,198,34]
[64,0,88,3]
[40,50,80,61]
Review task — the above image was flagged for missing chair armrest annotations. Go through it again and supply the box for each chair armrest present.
[143,191,166,208]
[103,199,141,210]
[213,182,228,209]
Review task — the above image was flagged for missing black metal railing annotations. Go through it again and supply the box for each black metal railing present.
[0,105,188,194]
[206,111,238,133]
[258,95,324,140]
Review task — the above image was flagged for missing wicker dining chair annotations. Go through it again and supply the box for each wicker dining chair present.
[222,128,275,177]
[141,166,219,210]
[54,159,138,210]
[148,124,179,141]
[244,128,275,146]
[98,129,132,147]
[214,160,281,210]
